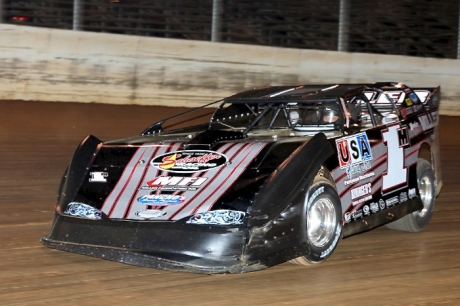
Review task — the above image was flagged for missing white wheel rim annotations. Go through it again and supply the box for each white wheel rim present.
[307,197,336,248]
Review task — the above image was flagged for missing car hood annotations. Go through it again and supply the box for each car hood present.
[67,129,317,222]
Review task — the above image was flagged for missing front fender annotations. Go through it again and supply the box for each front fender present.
[248,133,335,226]
[243,133,335,265]
[57,135,102,213]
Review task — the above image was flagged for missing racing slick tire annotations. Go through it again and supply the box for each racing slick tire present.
[290,173,342,266]
[385,158,436,232]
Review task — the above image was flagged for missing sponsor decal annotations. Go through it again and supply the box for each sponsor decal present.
[351,183,372,206]
[344,171,375,186]
[345,162,372,181]
[137,194,186,206]
[344,212,351,223]
[400,108,407,118]
[405,105,422,116]
[308,186,324,208]
[408,188,417,199]
[135,209,167,219]
[409,121,422,133]
[413,104,423,113]
[409,92,419,103]
[399,191,408,203]
[352,209,363,220]
[386,196,399,208]
[140,176,208,191]
[151,150,228,173]
[404,98,413,106]
[379,199,386,210]
[363,205,370,215]
[370,202,379,213]
[336,133,373,179]
[89,171,108,182]
[418,111,438,131]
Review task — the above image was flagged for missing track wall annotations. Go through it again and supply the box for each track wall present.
[0,24,458,114]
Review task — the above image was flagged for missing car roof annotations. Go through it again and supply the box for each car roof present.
[224,82,402,104]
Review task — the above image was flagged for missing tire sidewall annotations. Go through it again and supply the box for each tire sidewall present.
[303,178,342,263]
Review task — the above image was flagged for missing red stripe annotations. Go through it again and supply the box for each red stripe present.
[192,146,259,215]
[104,149,148,217]
[339,152,387,198]
[124,143,178,218]
[167,143,249,220]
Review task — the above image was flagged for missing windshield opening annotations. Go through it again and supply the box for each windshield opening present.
[210,101,343,133]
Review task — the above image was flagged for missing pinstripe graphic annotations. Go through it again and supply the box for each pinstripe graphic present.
[166,142,267,221]
[340,156,387,213]
[101,143,180,218]
[123,143,183,219]
[347,164,386,213]
[101,146,152,217]
[190,143,267,215]
[338,152,387,197]
[333,126,433,216]
[162,142,240,220]
[125,142,239,221]
[165,142,251,220]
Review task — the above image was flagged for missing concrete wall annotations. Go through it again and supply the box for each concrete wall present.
[0,24,459,115]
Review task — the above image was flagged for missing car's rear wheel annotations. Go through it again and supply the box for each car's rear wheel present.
[385,158,436,232]
[290,172,342,265]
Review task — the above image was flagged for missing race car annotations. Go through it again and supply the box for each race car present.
[41,82,442,273]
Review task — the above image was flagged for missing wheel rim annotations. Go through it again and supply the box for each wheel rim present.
[417,174,433,218]
[307,197,336,248]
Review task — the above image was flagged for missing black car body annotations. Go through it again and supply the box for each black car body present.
[42,82,442,273]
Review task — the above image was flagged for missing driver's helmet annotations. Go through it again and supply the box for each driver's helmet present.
[321,105,341,124]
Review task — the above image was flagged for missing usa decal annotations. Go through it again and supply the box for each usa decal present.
[336,132,373,171]
[150,150,228,173]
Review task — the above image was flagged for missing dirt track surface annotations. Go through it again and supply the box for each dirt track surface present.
[1,100,459,305]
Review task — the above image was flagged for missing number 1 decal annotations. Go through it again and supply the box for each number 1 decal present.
[382,125,409,193]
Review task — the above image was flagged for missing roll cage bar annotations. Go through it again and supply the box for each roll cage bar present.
[141,84,402,136]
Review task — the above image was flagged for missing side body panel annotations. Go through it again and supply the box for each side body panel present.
[330,87,440,237]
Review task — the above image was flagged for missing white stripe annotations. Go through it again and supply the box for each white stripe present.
[101,146,150,216]
[162,143,245,219]
[170,143,266,220]
[123,143,183,219]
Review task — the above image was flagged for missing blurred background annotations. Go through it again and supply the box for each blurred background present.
[1,0,459,59]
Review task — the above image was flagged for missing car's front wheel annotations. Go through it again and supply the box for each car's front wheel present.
[290,173,342,265]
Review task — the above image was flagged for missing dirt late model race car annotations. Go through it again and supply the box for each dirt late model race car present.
[42,82,442,274]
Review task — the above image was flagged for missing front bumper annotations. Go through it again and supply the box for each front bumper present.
[41,213,266,274]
